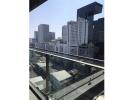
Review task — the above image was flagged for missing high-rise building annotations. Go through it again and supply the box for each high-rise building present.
[62,21,78,55]
[93,18,104,60]
[77,2,102,44]
[62,25,68,44]
[37,24,56,44]
[67,21,78,55]
[67,21,78,47]
[38,24,49,43]
[49,32,55,41]
[34,31,39,42]
[77,2,103,58]
[33,24,56,50]
[93,18,104,43]
[77,17,89,45]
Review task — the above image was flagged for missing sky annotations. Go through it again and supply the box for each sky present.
[30,0,104,38]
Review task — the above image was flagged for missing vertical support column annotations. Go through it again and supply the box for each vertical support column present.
[45,54,50,94]
[30,51,34,64]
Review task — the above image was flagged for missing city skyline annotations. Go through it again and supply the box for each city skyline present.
[30,2,104,60]
[29,1,104,99]
[30,0,104,38]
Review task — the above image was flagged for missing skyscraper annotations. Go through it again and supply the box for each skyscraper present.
[38,24,49,43]
[62,25,68,44]
[77,17,89,45]
[49,32,55,41]
[62,21,78,55]
[34,31,39,42]
[67,21,78,47]
[37,24,55,43]
[77,2,103,44]
[67,21,78,55]
[93,18,104,60]
[77,2,103,58]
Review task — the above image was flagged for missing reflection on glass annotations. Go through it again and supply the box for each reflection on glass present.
[29,50,104,100]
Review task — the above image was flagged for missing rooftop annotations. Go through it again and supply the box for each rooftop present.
[36,62,46,68]
[77,2,102,18]
[30,76,43,83]
[30,76,46,90]
[51,70,71,82]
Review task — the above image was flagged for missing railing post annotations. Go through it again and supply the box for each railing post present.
[45,54,50,94]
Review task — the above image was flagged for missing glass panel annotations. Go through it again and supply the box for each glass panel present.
[29,49,104,100]
[30,51,47,93]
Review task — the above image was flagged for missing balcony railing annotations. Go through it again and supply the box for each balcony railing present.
[29,48,104,100]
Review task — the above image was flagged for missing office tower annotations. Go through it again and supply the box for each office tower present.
[34,31,39,42]
[93,18,104,44]
[77,2,103,58]
[38,24,49,43]
[62,25,69,54]
[37,24,55,44]
[77,2,102,44]
[49,32,55,41]
[62,44,69,54]
[67,21,78,55]
[77,17,89,45]
[93,18,104,60]
[54,39,63,53]
[67,21,78,47]
[62,21,78,55]
[62,25,68,44]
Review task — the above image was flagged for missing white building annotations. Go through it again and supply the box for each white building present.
[67,21,78,55]
[62,21,79,55]
[30,76,45,90]
[77,17,89,45]
[62,43,69,54]
[34,42,46,49]
[54,39,69,54]
[50,70,72,90]
[45,41,56,51]
[67,21,78,47]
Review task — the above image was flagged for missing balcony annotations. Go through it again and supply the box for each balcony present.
[29,48,104,100]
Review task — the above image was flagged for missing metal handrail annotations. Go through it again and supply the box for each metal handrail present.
[30,48,104,69]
